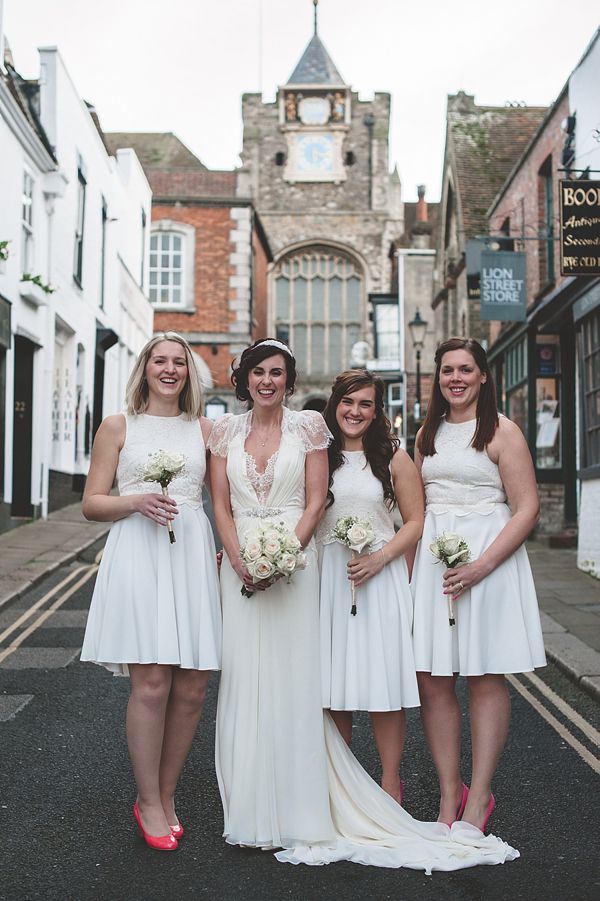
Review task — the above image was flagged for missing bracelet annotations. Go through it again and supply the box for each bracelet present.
[380,548,386,567]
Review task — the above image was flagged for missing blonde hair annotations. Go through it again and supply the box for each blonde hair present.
[125,332,203,418]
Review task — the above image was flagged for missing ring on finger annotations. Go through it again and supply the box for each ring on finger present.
[458,580,464,590]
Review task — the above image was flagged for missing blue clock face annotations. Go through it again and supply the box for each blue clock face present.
[297,134,334,172]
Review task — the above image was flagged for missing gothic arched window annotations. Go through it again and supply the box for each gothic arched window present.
[273,248,363,375]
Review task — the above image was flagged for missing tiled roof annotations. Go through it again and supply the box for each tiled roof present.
[286,34,345,85]
[104,132,207,169]
[447,92,547,240]
[146,169,237,198]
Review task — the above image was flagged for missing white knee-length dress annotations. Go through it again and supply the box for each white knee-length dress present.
[318,451,420,712]
[412,417,546,677]
[81,412,221,676]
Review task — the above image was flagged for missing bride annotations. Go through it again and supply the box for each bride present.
[208,338,518,871]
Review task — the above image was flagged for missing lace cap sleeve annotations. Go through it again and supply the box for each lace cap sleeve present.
[206,414,234,457]
[284,409,332,453]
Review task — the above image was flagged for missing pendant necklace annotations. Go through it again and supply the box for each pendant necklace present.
[252,417,281,447]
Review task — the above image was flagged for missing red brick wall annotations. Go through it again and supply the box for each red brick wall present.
[193,344,234,390]
[489,93,570,308]
[152,205,235,335]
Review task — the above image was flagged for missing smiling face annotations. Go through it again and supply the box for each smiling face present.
[439,348,486,420]
[145,340,188,403]
[247,354,288,411]
[335,385,377,449]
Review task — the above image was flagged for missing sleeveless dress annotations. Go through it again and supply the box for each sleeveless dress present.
[412,417,546,676]
[317,451,420,711]
[208,408,519,871]
[81,413,221,676]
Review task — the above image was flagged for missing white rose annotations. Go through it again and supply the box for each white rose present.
[253,557,274,581]
[347,522,375,553]
[264,529,282,543]
[279,554,298,575]
[243,538,262,561]
[295,552,308,571]
[428,540,442,559]
[258,520,275,533]
[440,532,461,556]
[264,537,282,559]
[284,532,301,551]
[161,450,185,473]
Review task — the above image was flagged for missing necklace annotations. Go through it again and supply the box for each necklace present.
[252,416,282,447]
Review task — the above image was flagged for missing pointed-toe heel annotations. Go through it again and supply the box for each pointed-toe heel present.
[133,801,178,851]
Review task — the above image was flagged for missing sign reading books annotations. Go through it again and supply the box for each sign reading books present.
[560,180,600,276]
[480,251,526,321]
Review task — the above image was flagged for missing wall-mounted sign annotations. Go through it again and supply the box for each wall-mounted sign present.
[559,180,600,276]
[480,251,526,321]
[537,343,558,375]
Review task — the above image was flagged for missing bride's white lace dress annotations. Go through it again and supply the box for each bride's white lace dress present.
[208,407,519,871]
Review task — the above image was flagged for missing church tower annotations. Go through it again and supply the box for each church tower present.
[237,1,404,407]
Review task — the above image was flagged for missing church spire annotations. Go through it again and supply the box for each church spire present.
[286,2,345,86]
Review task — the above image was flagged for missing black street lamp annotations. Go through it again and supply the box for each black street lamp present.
[408,308,428,421]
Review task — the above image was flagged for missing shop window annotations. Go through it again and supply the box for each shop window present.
[504,338,528,441]
[581,310,600,471]
[535,336,561,470]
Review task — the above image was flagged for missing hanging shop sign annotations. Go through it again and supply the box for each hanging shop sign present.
[480,251,526,321]
[559,180,600,276]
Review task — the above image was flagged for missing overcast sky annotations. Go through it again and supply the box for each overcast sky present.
[3,0,599,201]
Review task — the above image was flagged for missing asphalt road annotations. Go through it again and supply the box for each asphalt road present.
[1,541,599,901]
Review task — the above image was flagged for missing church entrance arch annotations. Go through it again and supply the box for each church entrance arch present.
[273,245,365,376]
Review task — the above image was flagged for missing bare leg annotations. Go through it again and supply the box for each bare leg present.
[417,671,464,824]
[370,710,406,804]
[329,709,353,746]
[159,668,210,826]
[461,673,510,829]
[127,664,172,836]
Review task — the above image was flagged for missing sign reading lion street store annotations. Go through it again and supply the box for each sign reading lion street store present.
[480,251,526,321]
[560,180,600,276]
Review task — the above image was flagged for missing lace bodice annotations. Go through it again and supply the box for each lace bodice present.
[317,451,396,545]
[421,417,506,515]
[207,408,331,529]
[117,413,205,509]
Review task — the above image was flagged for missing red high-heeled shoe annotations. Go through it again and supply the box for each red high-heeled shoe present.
[133,801,178,851]
[170,821,184,839]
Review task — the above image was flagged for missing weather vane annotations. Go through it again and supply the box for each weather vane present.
[314,0,319,36]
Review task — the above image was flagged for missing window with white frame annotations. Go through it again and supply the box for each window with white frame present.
[149,232,184,305]
[273,248,363,375]
[22,169,34,273]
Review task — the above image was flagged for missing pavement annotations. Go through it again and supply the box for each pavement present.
[1,503,599,700]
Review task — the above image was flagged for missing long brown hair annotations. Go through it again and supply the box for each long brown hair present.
[417,337,499,456]
[323,370,399,509]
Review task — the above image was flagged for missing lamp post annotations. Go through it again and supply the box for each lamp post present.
[408,308,428,422]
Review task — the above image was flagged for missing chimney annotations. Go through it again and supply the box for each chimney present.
[416,184,427,222]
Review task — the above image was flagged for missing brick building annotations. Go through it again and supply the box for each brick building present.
[104,133,272,413]
[433,92,547,348]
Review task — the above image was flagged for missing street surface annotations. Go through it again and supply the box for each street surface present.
[1,539,599,901]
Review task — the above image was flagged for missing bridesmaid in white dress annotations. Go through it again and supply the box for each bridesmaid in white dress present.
[209,338,520,871]
[318,370,422,805]
[81,333,221,850]
[412,337,546,833]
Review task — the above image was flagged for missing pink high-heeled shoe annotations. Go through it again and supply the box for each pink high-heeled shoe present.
[133,801,178,851]
[454,783,469,823]
[480,794,495,833]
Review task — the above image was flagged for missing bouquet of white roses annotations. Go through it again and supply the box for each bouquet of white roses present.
[428,530,471,625]
[333,516,376,615]
[239,520,308,598]
[142,450,186,544]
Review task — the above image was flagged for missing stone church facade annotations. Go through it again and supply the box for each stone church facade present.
[236,26,406,409]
